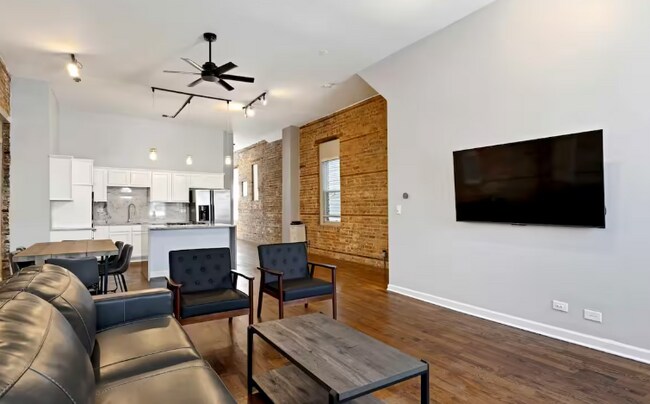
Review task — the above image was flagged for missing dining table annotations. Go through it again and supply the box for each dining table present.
[13,239,119,294]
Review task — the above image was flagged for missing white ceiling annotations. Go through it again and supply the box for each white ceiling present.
[0,0,493,149]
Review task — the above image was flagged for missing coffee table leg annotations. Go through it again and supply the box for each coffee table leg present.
[421,360,430,403]
[328,390,338,404]
[247,326,253,394]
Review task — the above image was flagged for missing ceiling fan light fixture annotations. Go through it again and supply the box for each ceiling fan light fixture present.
[67,54,82,82]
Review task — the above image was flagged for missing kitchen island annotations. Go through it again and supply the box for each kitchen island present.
[145,223,237,280]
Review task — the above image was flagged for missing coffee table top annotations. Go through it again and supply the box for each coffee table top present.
[252,313,427,401]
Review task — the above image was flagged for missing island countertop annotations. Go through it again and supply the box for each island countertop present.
[146,223,236,231]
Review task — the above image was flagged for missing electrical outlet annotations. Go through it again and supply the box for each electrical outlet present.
[584,309,603,323]
[552,300,569,313]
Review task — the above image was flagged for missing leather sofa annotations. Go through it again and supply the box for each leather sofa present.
[0,264,236,403]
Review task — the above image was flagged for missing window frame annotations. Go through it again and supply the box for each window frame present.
[320,157,341,224]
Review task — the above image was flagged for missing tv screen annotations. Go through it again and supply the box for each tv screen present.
[453,130,605,228]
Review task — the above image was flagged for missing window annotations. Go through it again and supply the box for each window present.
[252,164,260,201]
[321,159,341,223]
[320,139,340,223]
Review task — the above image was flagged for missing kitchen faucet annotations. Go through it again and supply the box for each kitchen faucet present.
[127,203,136,223]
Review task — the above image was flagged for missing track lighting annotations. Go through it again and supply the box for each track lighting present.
[243,92,267,117]
[186,155,193,165]
[224,155,232,165]
[67,54,82,82]
[149,148,158,161]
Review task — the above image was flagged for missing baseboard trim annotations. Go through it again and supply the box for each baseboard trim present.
[387,284,650,365]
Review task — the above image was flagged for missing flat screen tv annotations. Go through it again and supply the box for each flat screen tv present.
[453,130,605,228]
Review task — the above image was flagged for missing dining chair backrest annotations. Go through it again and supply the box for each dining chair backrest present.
[45,257,99,289]
[111,244,133,274]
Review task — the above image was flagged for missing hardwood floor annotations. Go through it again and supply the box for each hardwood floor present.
[123,240,650,403]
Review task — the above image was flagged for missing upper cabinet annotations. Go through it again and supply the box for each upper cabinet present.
[72,159,93,185]
[130,170,152,187]
[50,156,73,200]
[107,169,130,187]
[190,173,224,189]
[107,169,151,187]
[93,168,108,202]
[150,172,171,202]
[171,173,191,202]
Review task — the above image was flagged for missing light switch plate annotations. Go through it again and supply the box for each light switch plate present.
[396,205,402,215]
[584,309,602,323]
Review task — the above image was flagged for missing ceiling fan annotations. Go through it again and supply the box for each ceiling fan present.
[163,32,254,91]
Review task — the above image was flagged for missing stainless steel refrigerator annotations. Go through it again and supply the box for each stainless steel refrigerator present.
[189,189,232,224]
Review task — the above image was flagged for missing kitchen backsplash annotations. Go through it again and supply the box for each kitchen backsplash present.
[93,187,189,225]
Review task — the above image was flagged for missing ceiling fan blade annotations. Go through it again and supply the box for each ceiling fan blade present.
[181,58,203,71]
[216,62,237,75]
[163,70,201,75]
[217,79,234,91]
[187,78,203,87]
[219,74,255,83]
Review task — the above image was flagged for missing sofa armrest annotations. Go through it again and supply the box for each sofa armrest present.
[93,288,173,331]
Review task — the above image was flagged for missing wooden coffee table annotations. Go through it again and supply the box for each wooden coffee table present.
[248,313,429,403]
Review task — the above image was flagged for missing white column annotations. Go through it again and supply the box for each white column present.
[282,126,300,242]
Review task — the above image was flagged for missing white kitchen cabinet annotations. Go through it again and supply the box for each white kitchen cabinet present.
[130,170,152,188]
[108,226,132,246]
[107,169,130,187]
[93,225,110,240]
[50,229,93,242]
[171,173,190,202]
[150,172,171,202]
[51,185,93,229]
[93,168,108,202]
[49,156,73,200]
[72,159,93,185]
[189,173,224,189]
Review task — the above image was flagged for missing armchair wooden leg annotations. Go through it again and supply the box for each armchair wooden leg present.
[257,288,264,318]
[304,303,308,308]
[228,317,233,323]
[279,300,284,319]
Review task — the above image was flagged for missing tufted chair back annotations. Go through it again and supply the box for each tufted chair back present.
[169,248,233,293]
[258,242,309,284]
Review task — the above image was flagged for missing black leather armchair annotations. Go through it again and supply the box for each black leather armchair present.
[167,248,254,325]
[257,242,337,319]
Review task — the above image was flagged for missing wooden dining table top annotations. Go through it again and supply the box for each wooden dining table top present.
[13,239,118,262]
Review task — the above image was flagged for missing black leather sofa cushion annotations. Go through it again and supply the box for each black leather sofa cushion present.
[180,289,250,318]
[169,248,234,293]
[0,291,95,403]
[266,277,334,301]
[258,242,310,282]
[96,359,236,404]
[92,315,201,386]
[0,264,97,355]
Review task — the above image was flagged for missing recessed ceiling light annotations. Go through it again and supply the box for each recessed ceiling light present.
[321,83,335,89]
[319,49,329,56]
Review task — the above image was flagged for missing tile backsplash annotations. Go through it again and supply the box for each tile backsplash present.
[93,187,189,225]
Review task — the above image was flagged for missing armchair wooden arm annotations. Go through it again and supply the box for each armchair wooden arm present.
[165,277,183,319]
[231,270,254,324]
[308,261,337,270]
[257,266,284,277]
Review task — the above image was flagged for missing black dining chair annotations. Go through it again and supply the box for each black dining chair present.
[45,257,100,293]
[106,244,133,292]
[166,248,254,325]
[257,242,337,319]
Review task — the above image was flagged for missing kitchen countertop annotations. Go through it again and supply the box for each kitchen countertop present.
[146,223,236,230]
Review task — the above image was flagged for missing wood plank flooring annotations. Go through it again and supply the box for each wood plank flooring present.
[122,240,650,403]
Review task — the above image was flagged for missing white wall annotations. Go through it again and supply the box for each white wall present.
[58,108,224,172]
[10,78,52,248]
[361,0,650,360]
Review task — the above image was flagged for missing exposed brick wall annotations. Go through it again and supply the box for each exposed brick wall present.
[300,95,388,268]
[0,59,9,115]
[234,140,282,244]
[0,58,10,280]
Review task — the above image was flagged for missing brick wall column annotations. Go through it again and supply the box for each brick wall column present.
[0,58,10,280]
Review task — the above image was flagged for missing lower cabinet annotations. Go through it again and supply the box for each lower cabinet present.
[105,225,148,262]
